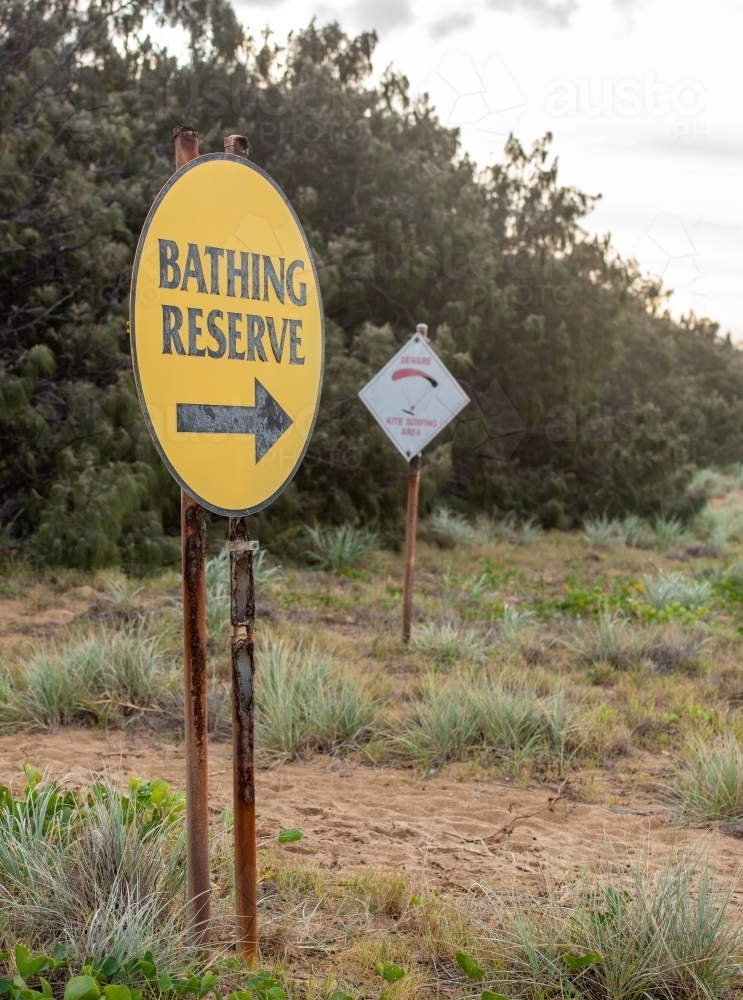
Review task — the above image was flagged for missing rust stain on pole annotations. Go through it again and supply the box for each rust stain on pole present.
[174,125,199,169]
[221,132,258,965]
[229,516,258,964]
[402,453,421,642]
[224,134,251,158]
[181,490,210,943]
[175,124,210,946]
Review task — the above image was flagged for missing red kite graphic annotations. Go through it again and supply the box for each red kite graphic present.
[392,368,438,388]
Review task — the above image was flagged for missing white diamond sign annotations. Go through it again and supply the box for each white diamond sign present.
[358,333,470,460]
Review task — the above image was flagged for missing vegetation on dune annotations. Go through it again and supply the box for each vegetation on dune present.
[0,768,286,997]
[5,483,743,782]
[4,0,743,972]
[483,858,743,1000]
[1,486,743,996]
[0,767,741,1000]
[1,0,743,567]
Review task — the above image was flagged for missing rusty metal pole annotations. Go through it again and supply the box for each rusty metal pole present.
[222,134,259,965]
[401,454,421,641]
[175,125,211,946]
[401,323,428,643]
[174,124,199,169]
[229,517,258,965]
[224,133,251,157]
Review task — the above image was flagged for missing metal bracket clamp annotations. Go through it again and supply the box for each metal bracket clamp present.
[228,540,259,552]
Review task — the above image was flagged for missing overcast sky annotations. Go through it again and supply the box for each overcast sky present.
[193,0,743,338]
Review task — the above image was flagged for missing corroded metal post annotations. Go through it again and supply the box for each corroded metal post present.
[401,322,428,642]
[224,133,251,157]
[401,453,421,641]
[222,133,258,965]
[175,125,210,945]
[174,124,199,169]
[181,491,210,943]
[229,517,258,964]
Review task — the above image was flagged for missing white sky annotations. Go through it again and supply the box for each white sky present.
[173,0,743,338]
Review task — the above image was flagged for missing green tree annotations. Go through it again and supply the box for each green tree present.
[0,1,740,567]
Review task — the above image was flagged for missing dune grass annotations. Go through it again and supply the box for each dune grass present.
[409,622,489,667]
[377,673,582,774]
[0,772,188,968]
[480,856,742,1000]
[5,767,738,1000]
[254,639,377,759]
[0,626,179,732]
[674,735,743,823]
[301,525,377,573]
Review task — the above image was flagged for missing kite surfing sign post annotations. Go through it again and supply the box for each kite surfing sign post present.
[130,127,324,960]
[359,324,470,640]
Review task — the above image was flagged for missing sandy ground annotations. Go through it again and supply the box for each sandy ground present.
[2,730,742,900]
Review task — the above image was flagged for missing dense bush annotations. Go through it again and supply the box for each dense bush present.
[1,0,742,567]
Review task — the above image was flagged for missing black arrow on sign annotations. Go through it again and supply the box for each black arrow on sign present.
[176,380,293,461]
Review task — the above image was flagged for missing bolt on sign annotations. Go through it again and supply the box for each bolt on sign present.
[130,154,324,515]
[358,331,470,459]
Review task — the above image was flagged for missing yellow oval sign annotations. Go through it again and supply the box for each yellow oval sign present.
[130,154,324,515]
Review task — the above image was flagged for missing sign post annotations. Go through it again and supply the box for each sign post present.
[358,323,469,640]
[401,453,421,641]
[222,134,258,964]
[173,126,210,946]
[131,131,324,960]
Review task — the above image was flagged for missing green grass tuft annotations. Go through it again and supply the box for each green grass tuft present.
[255,639,377,758]
[0,627,178,732]
[302,525,377,573]
[409,623,489,667]
[642,572,711,610]
[675,735,743,823]
[484,855,742,1000]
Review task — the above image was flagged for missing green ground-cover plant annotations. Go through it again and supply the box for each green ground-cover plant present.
[535,581,627,618]
[533,569,720,623]
[0,944,283,1000]
[479,560,524,591]
[713,563,743,609]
